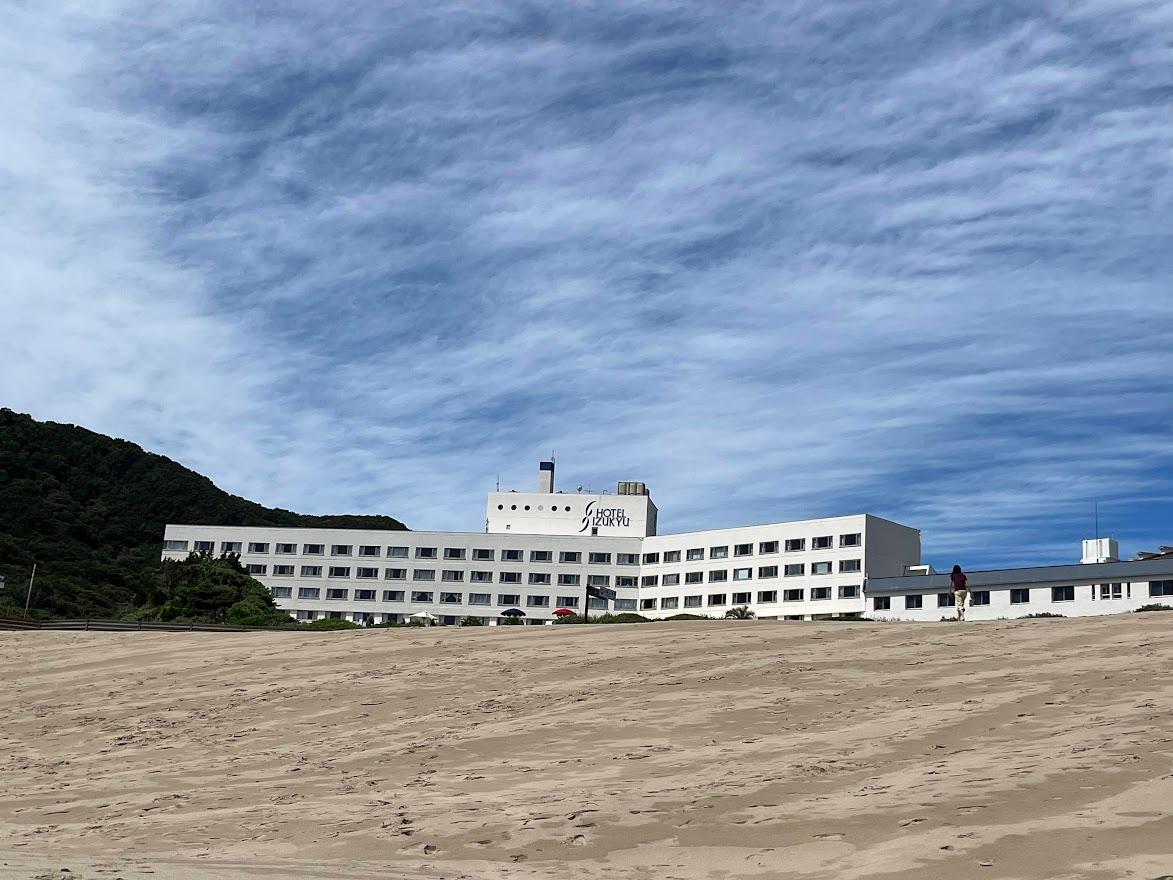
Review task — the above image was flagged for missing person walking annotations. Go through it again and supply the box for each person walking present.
[950,564,968,621]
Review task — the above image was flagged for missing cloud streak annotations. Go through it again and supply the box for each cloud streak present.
[3,0,1173,568]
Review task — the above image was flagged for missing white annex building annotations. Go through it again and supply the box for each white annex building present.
[161,461,1173,624]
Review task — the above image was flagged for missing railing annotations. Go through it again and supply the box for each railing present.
[0,617,281,633]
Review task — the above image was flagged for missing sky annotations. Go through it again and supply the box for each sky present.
[3,0,1173,569]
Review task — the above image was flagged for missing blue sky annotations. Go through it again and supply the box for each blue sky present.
[3,0,1173,568]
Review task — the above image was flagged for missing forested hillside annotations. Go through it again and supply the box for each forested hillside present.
[0,409,406,619]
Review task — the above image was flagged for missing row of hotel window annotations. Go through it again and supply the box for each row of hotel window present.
[271,585,863,606]
[162,535,861,561]
[237,561,862,582]
[873,582,1172,609]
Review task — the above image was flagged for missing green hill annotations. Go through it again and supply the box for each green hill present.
[0,408,407,619]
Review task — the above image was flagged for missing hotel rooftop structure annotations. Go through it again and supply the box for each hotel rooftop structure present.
[161,461,1173,624]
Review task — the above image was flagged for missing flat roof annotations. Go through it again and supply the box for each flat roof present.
[868,556,1173,594]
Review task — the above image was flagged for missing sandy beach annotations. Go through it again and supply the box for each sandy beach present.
[2,615,1171,879]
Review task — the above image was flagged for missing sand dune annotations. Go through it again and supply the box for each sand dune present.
[2,615,1172,879]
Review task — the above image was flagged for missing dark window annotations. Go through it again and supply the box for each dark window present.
[1010,588,1030,604]
[971,591,990,606]
[937,592,954,607]
[904,594,923,609]
[757,590,777,603]
[1051,585,1074,602]
[872,596,890,611]
[1148,581,1173,597]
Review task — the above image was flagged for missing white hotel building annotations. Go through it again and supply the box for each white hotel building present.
[161,461,1173,624]
[161,461,919,624]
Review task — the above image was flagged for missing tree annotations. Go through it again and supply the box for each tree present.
[725,605,755,619]
[141,552,293,626]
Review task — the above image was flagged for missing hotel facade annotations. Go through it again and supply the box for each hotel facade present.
[161,462,1173,624]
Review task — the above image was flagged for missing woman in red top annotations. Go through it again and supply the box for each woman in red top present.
[951,565,968,621]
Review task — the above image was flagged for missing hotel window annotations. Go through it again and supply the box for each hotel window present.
[617,553,639,566]
[326,588,348,600]
[556,596,579,608]
[684,595,702,608]
[662,573,681,586]
[529,573,551,585]
[1149,581,1173,597]
[784,538,805,553]
[1052,585,1074,602]
[247,564,267,575]
[663,550,682,563]
[812,587,831,600]
[588,575,611,587]
[558,573,581,586]
[440,592,462,604]
[588,596,608,609]
[642,552,661,564]
[411,591,433,603]
[357,567,378,579]
[937,593,954,607]
[709,570,728,583]
[1098,583,1126,600]
[732,591,751,604]
[733,567,752,581]
[274,542,296,554]
[383,590,405,602]
[470,571,493,583]
[272,565,294,576]
[872,596,890,610]
[839,559,861,573]
[500,571,522,584]
[469,593,491,606]
[472,548,495,561]
[270,586,292,598]
[840,533,861,548]
[757,590,777,603]
[812,536,833,550]
[1010,588,1031,604]
[328,566,350,578]
[415,547,437,559]
[444,548,467,560]
[331,545,351,556]
[303,544,324,555]
[838,585,860,599]
[193,540,215,553]
[327,611,344,620]
[413,569,436,581]
[641,598,657,610]
[708,594,727,606]
[904,594,923,609]
[300,565,322,577]
[615,599,637,611]
[641,575,659,587]
[734,543,753,557]
[221,541,242,554]
[758,565,778,579]
[784,563,805,577]
[685,572,704,584]
[783,589,804,602]
[384,568,407,580]
[298,587,320,599]
[502,549,523,561]
[710,546,729,560]
[497,593,520,606]
[759,540,779,554]
[530,550,553,563]
[442,570,465,582]
[612,575,634,588]
[971,591,990,606]
[355,589,376,601]
[248,542,269,554]
[527,595,551,608]
[387,546,408,558]
[589,552,612,564]
[359,545,380,557]
[661,597,680,610]
[686,548,704,561]
[559,551,581,563]
[812,561,833,575]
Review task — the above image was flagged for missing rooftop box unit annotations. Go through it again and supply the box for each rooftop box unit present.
[617,481,648,496]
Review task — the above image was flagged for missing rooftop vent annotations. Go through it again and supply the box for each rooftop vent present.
[617,481,648,496]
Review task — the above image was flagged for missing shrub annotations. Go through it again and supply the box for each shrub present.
[661,613,711,621]
[460,616,486,626]
[1023,612,1065,619]
[725,606,755,619]
[1135,604,1173,613]
[304,618,359,630]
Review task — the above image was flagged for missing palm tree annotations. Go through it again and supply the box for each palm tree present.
[725,605,755,620]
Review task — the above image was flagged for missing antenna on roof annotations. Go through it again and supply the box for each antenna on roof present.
[496,473,500,492]
[1095,499,1099,539]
